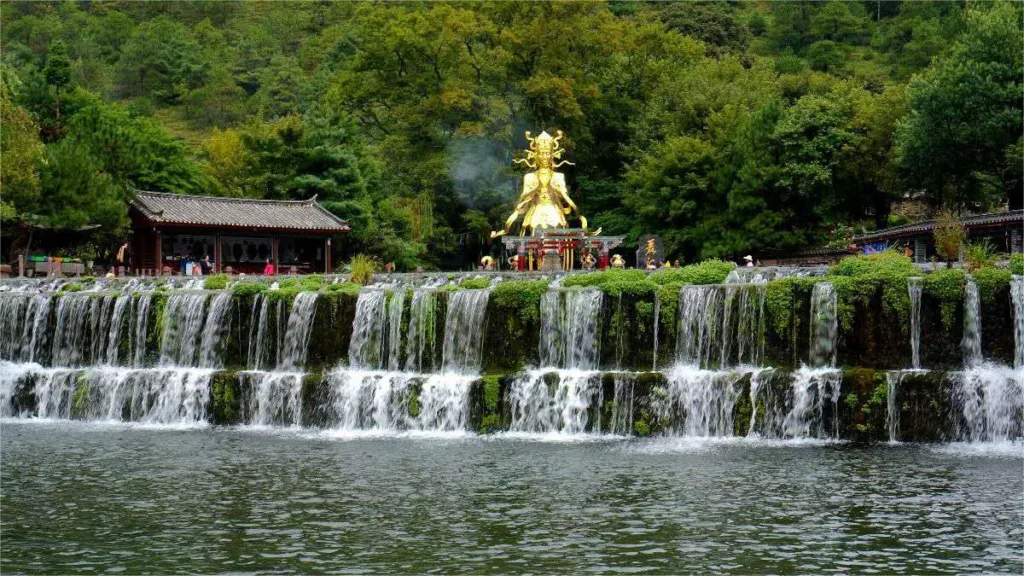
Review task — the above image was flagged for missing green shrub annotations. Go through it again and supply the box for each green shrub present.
[1011,253,1023,275]
[562,268,658,296]
[324,282,362,295]
[232,282,268,297]
[563,269,647,288]
[61,282,84,293]
[933,209,966,262]
[479,413,502,434]
[491,280,550,324]
[460,277,491,290]
[923,268,965,329]
[482,376,500,412]
[971,266,1011,303]
[348,254,377,285]
[651,259,734,285]
[830,251,917,279]
[81,275,96,283]
[964,241,996,272]
[204,274,229,290]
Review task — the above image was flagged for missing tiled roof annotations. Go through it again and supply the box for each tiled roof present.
[853,210,1022,242]
[130,190,350,232]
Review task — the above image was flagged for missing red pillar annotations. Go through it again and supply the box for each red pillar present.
[215,233,222,273]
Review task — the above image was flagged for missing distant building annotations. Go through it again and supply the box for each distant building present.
[129,190,350,274]
[757,210,1023,266]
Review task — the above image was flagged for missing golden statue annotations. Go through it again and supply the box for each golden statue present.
[610,254,626,269]
[491,130,588,238]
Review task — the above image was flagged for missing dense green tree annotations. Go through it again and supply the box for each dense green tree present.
[896,1,1023,209]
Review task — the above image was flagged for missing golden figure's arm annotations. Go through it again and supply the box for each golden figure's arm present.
[551,173,578,213]
[491,173,539,238]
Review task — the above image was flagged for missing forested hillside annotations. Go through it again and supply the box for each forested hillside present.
[1,1,1021,268]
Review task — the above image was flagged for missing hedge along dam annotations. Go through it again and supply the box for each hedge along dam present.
[1,265,1022,445]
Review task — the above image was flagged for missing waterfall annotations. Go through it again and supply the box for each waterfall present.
[950,367,1024,443]
[507,370,603,434]
[329,371,418,431]
[386,290,406,371]
[199,293,232,368]
[660,366,748,437]
[961,277,982,368]
[886,371,904,443]
[25,295,53,364]
[1011,275,1023,369]
[747,368,778,437]
[51,294,94,367]
[440,289,490,374]
[348,290,388,369]
[133,294,152,367]
[243,371,305,427]
[676,285,721,368]
[540,289,602,370]
[278,292,318,371]
[809,282,837,367]
[721,283,766,368]
[103,295,133,366]
[0,364,212,424]
[405,289,436,373]
[247,294,271,370]
[327,371,472,432]
[159,293,209,367]
[908,278,923,370]
[0,294,53,363]
[782,366,842,438]
[609,373,636,435]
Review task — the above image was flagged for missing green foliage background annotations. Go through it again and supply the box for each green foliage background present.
[1,1,1020,268]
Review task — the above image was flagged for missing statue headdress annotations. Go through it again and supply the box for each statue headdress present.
[514,130,575,170]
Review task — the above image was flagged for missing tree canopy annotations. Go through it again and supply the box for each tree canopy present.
[2,1,1020,267]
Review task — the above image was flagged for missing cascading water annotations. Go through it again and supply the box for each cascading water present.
[328,288,486,431]
[540,289,602,371]
[676,285,722,368]
[961,277,982,368]
[1010,275,1023,369]
[809,282,837,368]
[609,373,636,435]
[886,371,905,443]
[507,370,603,434]
[660,366,747,437]
[247,294,272,370]
[720,283,766,368]
[908,278,923,369]
[441,290,490,373]
[243,291,319,427]
[950,367,1023,443]
[405,289,436,373]
[159,293,210,367]
[506,289,604,434]
[781,366,842,439]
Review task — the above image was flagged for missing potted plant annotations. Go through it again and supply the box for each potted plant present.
[78,244,97,270]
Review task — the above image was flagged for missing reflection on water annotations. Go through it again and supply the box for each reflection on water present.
[1,421,1021,574]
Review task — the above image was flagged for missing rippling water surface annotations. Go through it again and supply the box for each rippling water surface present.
[2,421,1021,574]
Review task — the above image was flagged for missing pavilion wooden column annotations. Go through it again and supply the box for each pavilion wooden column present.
[154,229,162,276]
[215,233,222,273]
[325,238,332,274]
[272,236,279,273]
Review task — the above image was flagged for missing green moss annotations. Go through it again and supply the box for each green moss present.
[844,393,858,410]
[71,376,90,419]
[204,274,229,290]
[482,376,500,412]
[633,419,650,437]
[491,280,549,324]
[650,259,735,285]
[765,278,796,335]
[564,269,647,288]
[210,372,239,424]
[1011,253,1023,275]
[232,282,269,297]
[324,281,362,295]
[479,413,502,434]
[830,251,917,279]
[923,268,965,330]
[971,266,1011,304]
[61,282,84,293]
[81,275,96,283]
[460,277,491,290]
[408,387,421,418]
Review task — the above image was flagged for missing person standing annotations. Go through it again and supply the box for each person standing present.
[263,258,275,276]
